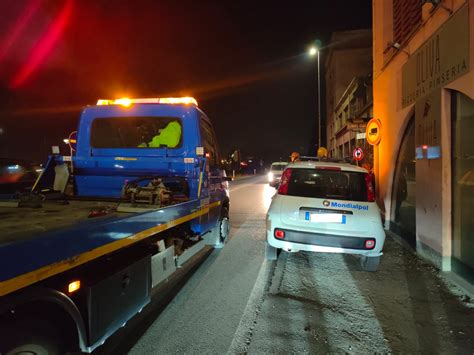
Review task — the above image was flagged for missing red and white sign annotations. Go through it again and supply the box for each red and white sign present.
[353,147,364,161]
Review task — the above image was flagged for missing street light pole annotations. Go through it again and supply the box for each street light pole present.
[317,49,321,148]
[309,45,322,150]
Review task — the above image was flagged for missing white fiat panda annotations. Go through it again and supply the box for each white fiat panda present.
[265,160,385,271]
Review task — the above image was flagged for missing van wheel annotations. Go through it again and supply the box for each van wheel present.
[214,206,230,249]
[265,242,278,260]
[360,256,380,272]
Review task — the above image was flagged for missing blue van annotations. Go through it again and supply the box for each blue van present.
[72,97,230,230]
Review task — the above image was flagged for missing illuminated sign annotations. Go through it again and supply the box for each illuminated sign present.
[402,5,469,107]
[415,89,441,159]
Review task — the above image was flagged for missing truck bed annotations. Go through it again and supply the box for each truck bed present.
[0,200,122,245]
[0,198,213,295]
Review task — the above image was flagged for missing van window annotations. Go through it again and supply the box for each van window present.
[91,116,182,149]
[199,116,220,166]
[287,168,368,202]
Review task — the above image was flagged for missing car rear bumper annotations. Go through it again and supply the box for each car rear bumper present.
[267,228,384,257]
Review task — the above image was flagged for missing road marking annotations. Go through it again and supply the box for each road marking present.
[227,259,274,353]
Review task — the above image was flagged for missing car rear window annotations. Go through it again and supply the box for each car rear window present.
[271,164,287,171]
[287,168,368,202]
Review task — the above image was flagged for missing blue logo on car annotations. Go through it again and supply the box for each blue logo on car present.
[330,201,369,211]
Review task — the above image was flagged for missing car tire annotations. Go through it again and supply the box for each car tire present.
[360,255,380,272]
[265,242,278,261]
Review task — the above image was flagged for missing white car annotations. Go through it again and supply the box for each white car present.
[268,162,288,187]
[265,161,385,271]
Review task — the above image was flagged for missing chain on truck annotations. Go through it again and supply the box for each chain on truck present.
[0,97,231,354]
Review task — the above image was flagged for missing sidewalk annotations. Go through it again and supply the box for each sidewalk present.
[242,235,474,354]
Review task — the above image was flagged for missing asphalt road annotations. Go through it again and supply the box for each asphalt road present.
[129,175,273,354]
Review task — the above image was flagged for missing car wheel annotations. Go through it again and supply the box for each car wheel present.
[265,242,278,260]
[360,255,380,272]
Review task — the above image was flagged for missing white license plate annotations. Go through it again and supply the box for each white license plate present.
[305,212,346,224]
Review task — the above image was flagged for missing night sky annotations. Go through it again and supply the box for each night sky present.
[0,0,371,163]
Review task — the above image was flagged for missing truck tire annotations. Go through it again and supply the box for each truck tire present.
[213,206,230,249]
[360,255,380,272]
[1,321,63,355]
[265,242,278,261]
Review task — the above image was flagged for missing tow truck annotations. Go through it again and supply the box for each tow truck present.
[0,97,231,354]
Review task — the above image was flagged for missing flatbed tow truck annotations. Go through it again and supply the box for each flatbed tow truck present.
[0,97,231,354]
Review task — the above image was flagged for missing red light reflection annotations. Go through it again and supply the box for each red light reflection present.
[10,0,74,88]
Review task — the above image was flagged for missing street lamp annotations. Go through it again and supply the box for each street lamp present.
[309,45,322,150]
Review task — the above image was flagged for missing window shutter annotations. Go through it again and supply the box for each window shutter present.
[393,0,422,45]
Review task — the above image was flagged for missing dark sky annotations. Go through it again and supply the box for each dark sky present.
[0,0,371,163]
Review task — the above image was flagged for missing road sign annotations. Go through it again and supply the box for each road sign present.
[366,118,382,145]
[353,147,364,161]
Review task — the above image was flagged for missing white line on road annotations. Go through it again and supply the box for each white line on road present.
[227,259,274,354]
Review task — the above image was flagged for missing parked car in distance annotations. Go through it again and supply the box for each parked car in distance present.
[0,158,40,195]
[265,161,385,271]
[268,162,288,187]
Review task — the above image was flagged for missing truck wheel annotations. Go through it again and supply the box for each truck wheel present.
[214,207,230,249]
[265,242,278,261]
[1,322,63,355]
[360,256,380,272]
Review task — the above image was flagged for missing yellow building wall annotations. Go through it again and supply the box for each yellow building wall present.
[372,0,473,268]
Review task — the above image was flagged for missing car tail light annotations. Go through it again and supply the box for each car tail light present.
[274,229,285,239]
[277,168,292,195]
[365,173,375,202]
[365,239,375,249]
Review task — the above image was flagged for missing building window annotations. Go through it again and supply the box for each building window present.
[452,92,474,284]
[393,0,422,45]
[391,116,416,248]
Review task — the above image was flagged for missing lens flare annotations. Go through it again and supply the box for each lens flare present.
[10,0,74,88]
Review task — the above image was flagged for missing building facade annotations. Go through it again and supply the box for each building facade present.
[325,30,372,160]
[332,75,373,163]
[373,0,473,290]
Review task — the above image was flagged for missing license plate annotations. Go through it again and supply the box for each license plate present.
[305,212,346,224]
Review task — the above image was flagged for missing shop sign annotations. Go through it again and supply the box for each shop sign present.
[402,5,469,108]
[415,89,441,159]
[366,118,382,145]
